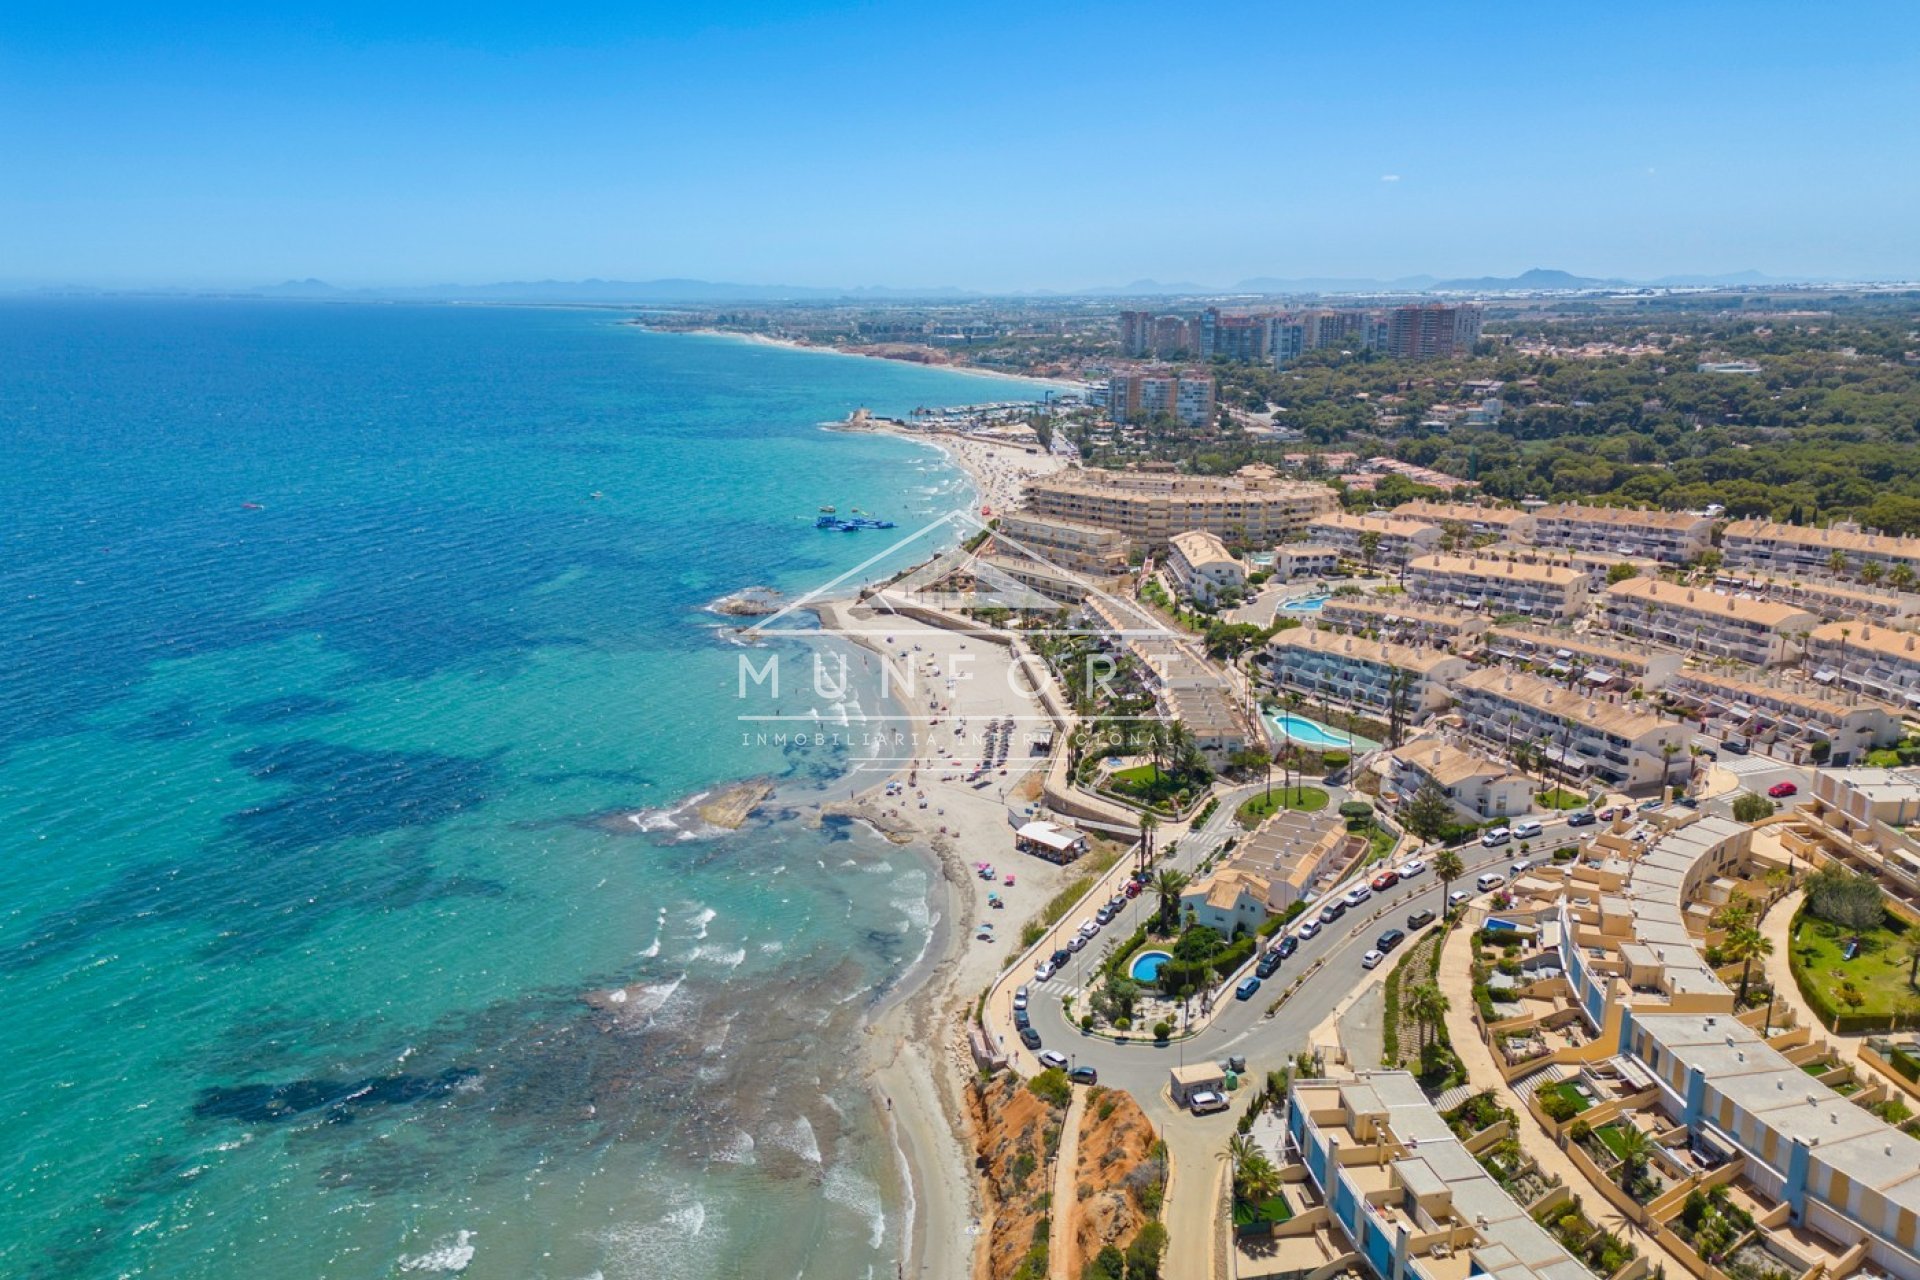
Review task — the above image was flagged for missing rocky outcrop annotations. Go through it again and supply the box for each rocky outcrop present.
[968,1072,1063,1280]
[1066,1088,1162,1278]
[693,779,773,829]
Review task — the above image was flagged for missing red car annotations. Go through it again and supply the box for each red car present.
[1767,781,1799,799]
[1123,881,1141,898]
[1370,870,1401,891]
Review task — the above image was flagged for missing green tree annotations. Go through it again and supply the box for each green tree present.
[1403,779,1455,844]
[1152,868,1190,933]
[1731,791,1777,823]
[1721,923,1772,1008]
[1435,848,1466,910]
[1409,982,1451,1050]
[1358,529,1383,575]
[1606,562,1640,585]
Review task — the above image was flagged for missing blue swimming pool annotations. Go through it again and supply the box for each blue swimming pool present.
[1268,712,1379,753]
[1280,595,1328,612]
[1130,950,1172,983]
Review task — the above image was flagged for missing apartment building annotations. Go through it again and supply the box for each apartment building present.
[1403,553,1589,619]
[990,511,1130,578]
[1385,735,1534,822]
[1722,518,1920,583]
[1303,511,1442,571]
[1711,569,1920,624]
[1806,621,1920,708]
[1164,529,1244,604]
[1022,464,1338,552]
[1214,807,1360,914]
[1660,669,1899,765]
[1803,768,1920,897]
[1263,626,1469,718]
[1391,499,1537,543]
[1270,543,1341,580]
[1317,597,1491,650]
[1485,543,1662,591]
[1531,503,1714,565]
[1451,668,1692,791]
[1483,625,1683,692]
[1197,308,1270,362]
[1603,577,1818,667]
[1385,302,1484,359]
[1105,372,1214,426]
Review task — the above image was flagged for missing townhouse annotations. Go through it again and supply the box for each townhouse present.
[1712,569,1920,625]
[1271,543,1342,580]
[1529,502,1715,565]
[1263,627,1470,718]
[1392,499,1538,544]
[1722,518,1920,583]
[1483,543,1662,592]
[1304,511,1444,571]
[1317,597,1491,650]
[1384,735,1535,822]
[1450,668,1692,791]
[1806,621,1920,708]
[1482,625,1683,692]
[1217,807,1361,913]
[1403,553,1589,620]
[1602,577,1819,667]
[1659,669,1900,765]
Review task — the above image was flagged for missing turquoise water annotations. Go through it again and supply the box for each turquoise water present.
[1279,596,1328,612]
[1268,712,1376,751]
[0,301,1054,1280]
[1129,951,1171,983]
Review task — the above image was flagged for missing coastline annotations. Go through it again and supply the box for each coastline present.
[667,325,1085,393]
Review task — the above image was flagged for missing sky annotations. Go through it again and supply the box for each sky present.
[3,1,1917,292]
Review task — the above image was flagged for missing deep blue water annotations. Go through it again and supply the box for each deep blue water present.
[0,301,1043,1279]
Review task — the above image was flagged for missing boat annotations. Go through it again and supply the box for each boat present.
[819,505,836,513]
[813,514,895,531]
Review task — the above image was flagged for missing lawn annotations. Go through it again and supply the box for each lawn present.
[1594,1122,1636,1160]
[1535,787,1586,810]
[1231,1191,1293,1230]
[1542,1080,1594,1115]
[1236,786,1330,827]
[1789,910,1920,1028]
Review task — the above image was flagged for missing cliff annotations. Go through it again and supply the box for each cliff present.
[1065,1088,1163,1279]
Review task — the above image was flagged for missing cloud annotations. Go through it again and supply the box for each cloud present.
[1380,174,1401,183]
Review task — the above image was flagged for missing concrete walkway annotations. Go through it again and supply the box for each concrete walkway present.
[1759,886,1868,1064]
[1436,922,1693,1277]
[1050,1088,1086,1280]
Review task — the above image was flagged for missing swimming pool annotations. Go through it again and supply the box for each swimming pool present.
[1129,950,1172,983]
[1279,595,1328,612]
[1268,712,1378,752]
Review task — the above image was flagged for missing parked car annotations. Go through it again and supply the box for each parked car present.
[1724,738,1749,755]
[1477,872,1505,891]
[1188,1089,1229,1115]
[1069,1065,1098,1086]
[1051,949,1072,968]
[1448,890,1471,908]
[1596,806,1617,821]
[1038,1050,1069,1071]
[1034,960,1057,982]
[1094,907,1114,925]
[1567,810,1597,828]
[1014,1007,1031,1030]
[1319,901,1346,924]
[1370,869,1400,891]
[1768,781,1799,798]
[1123,881,1141,898]
[1013,989,1028,1011]
[1077,920,1099,938]
[1235,976,1262,1001]
[1397,857,1428,877]
[1377,928,1406,952]
[1296,918,1323,940]
[1361,949,1385,969]
[1275,934,1300,958]
[1343,885,1373,907]
[1511,858,1534,875]
[1256,952,1282,979]
[1407,908,1436,929]
[1481,827,1512,848]
[1021,1026,1042,1050]
[1066,934,1087,952]
[1513,819,1544,840]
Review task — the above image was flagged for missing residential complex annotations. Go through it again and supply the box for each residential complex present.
[1164,529,1244,604]
[1806,620,1920,707]
[1183,806,1358,924]
[1723,518,1920,582]
[1530,503,1714,565]
[1602,577,1819,667]
[1116,303,1479,367]
[1305,511,1444,570]
[1450,668,1692,790]
[1106,372,1215,426]
[1264,627,1470,717]
[1403,553,1589,620]
[1711,569,1920,624]
[1270,543,1341,580]
[1384,735,1534,821]
[1659,668,1900,764]
[989,510,1131,579]
[1317,597,1491,650]
[1391,500,1537,543]
[1022,464,1337,551]
[1482,625,1683,692]
[1484,543,1662,591]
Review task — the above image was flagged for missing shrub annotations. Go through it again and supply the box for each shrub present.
[1087,1244,1127,1280]
[1153,1020,1172,1041]
[1125,1221,1168,1280]
[1029,1068,1072,1109]
[1539,1091,1580,1123]
[1732,792,1776,823]
[1569,1120,1593,1143]
[1805,863,1886,931]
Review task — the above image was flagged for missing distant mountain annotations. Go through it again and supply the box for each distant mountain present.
[1427,267,1630,291]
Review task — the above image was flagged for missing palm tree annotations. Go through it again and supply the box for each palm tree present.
[1722,923,1772,1008]
[1891,562,1916,591]
[1829,549,1850,578]
[1765,866,1792,905]
[1153,868,1190,933]
[1435,848,1466,913]
[1139,813,1159,876]
[1661,741,1682,794]
[1863,560,1886,587]
[1408,983,1451,1051]
[1712,889,1755,932]
[1358,530,1383,576]
[1611,1123,1651,1189]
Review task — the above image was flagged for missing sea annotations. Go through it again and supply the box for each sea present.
[0,300,1050,1279]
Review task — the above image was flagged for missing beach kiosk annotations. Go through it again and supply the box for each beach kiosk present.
[1015,821,1088,864]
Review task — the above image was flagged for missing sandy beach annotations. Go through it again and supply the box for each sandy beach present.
[679,326,1085,394]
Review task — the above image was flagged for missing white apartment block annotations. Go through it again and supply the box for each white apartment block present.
[990,511,1130,578]
[1263,626,1468,718]
[1807,621,1920,709]
[1451,667,1693,791]
[1164,529,1244,604]
[1660,670,1899,766]
[1531,502,1715,565]
[1385,735,1534,822]
[1603,577,1819,667]
[1711,569,1920,624]
[1022,464,1337,551]
[1482,625,1683,692]
[1391,499,1537,543]
[1722,518,1920,582]
[1305,511,1443,570]
[1483,542,1662,591]
[1316,597,1491,650]
[1403,553,1588,619]
[1270,544,1340,580]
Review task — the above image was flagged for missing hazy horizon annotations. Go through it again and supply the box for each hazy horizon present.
[4,1,1917,290]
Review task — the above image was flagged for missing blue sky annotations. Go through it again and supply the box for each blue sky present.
[3,1,1916,290]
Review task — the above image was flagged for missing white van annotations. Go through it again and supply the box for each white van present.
[1513,819,1544,840]
[1477,871,1506,892]
[1480,827,1512,848]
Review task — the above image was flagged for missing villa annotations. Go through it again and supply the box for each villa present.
[1383,735,1534,822]
[1165,528,1245,604]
